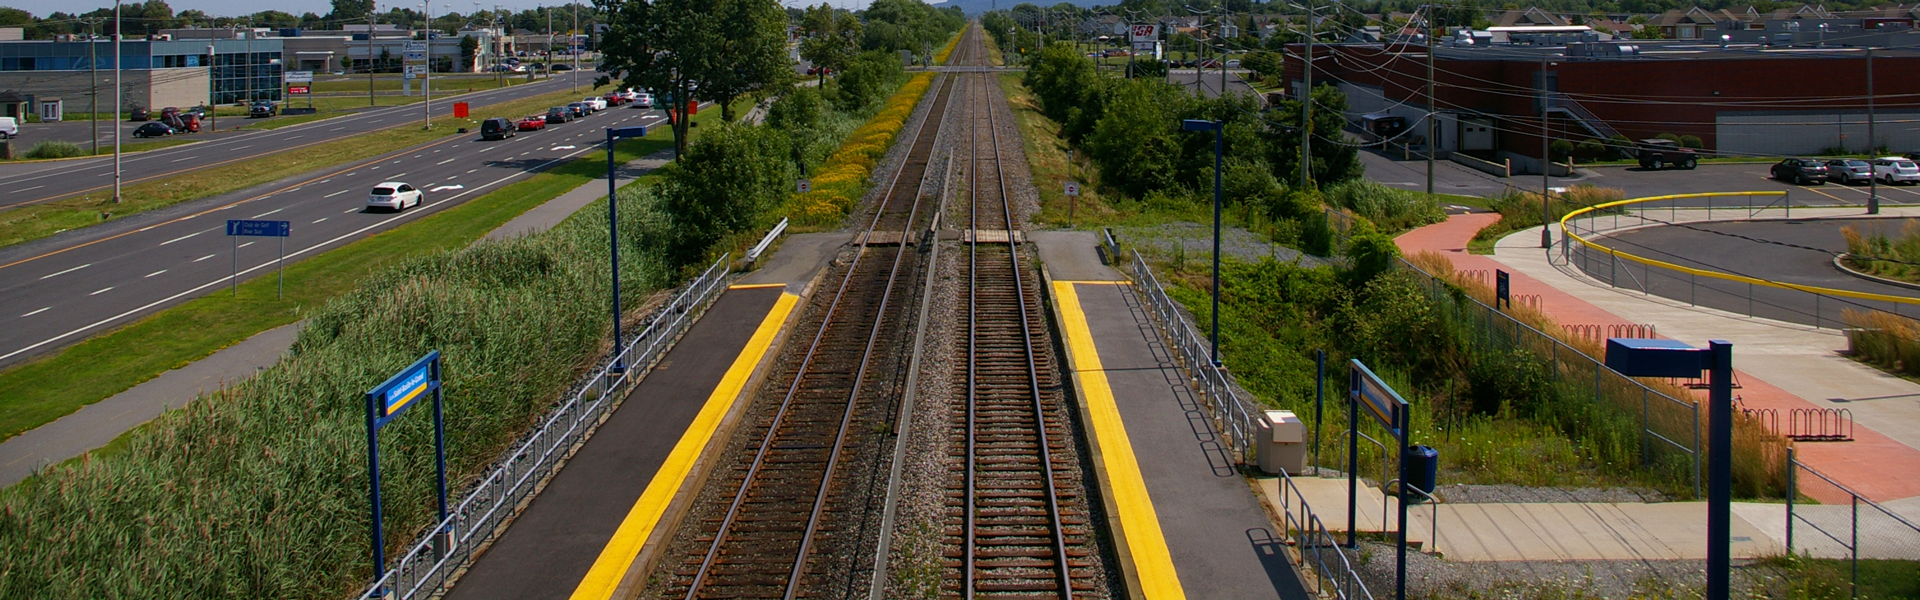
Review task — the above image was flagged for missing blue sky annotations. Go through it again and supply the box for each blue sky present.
[7,0,879,19]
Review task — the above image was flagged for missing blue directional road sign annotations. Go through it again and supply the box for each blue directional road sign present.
[226,219,291,237]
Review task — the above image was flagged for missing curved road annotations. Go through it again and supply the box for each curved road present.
[0,101,680,368]
[1586,217,1920,327]
[0,76,595,208]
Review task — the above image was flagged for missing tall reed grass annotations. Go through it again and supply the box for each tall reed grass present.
[0,188,677,598]
[1321,179,1445,234]
[1842,308,1920,377]
[1840,220,1920,284]
[1470,184,1625,248]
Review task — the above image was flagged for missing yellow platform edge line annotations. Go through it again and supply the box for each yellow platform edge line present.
[1055,280,1130,285]
[569,292,801,600]
[1052,281,1186,600]
[728,282,788,289]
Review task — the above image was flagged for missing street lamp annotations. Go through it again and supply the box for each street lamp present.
[1605,338,1732,600]
[605,125,649,372]
[1183,118,1223,366]
[113,0,121,204]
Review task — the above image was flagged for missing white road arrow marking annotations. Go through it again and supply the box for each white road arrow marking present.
[552,145,576,150]
[431,185,465,192]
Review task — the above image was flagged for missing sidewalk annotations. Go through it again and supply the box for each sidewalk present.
[0,150,678,489]
[1394,214,1920,502]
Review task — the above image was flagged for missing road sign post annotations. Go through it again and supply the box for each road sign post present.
[363,351,448,590]
[226,219,290,298]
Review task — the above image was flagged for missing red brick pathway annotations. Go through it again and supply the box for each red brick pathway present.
[1396,214,1920,502]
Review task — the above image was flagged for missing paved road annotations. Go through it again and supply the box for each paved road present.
[0,102,677,368]
[0,76,593,208]
[1362,149,1920,209]
[1589,217,1919,327]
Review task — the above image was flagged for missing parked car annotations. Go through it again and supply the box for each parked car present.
[566,102,589,119]
[178,114,201,133]
[129,106,150,121]
[0,116,15,139]
[159,107,181,121]
[582,97,607,111]
[132,122,175,138]
[546,107,573,123]
[1635,138,1697,170]
[516,114,547,131]
[1771,158,1829,184]
[1825,159,1872,184]
[479,117,516,140]
[633,92,654,108]
[1872,156,1920,185]
[1225,59,1241,68]
[551,63,573,71]
[367,182,423,211]
[603,92,626,106]
[248,100,278,118]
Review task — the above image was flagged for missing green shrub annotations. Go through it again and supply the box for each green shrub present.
[1655,132,1680,143]
[655,122,794,267]
[24,140,84,159]
[1322,179,1444,233]
[830,50,907,112]
[1549,139,1574,160]
[1574,139,1605,160]
[1678,134,1703,149]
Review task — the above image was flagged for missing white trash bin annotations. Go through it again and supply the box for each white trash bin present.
[1256,410,1307,475]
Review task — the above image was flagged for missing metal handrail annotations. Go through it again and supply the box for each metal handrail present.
[1130,250,1261,463]
[746,217,788,263]
[1276,466,1378,600]
[356,253,733,600]
[1386,478,1444,553]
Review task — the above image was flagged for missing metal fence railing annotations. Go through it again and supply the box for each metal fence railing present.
[1128,250,1374,600]
[356,254,733,600]
[1396,256,1704,497]
[1785,447,1920,597]
[1130,250,1261,464]
[1559,192,1920,329]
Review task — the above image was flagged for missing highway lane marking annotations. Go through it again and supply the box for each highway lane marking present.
[330,127,346,131]
[39,263,90,280]
[159,228,213,246]
[251,208,284,218]
[567,291,801,600]
[431,185,464,192]
[345,207,361,213]
[0,126,623,363]
[232,145,252,151]
[20,307,49,317]
[9,185,44,194]
[144,270,166,278]
[170,156,196,163]
[313,218,328,224]
[371,166,381,170]
[239,241,255,248]
[520,151,530,156]
[437,158,457,165]
[466,169,477,174]
[283,135,303,140]
[552,145,576,150]
[89,287,112,296]
[324,189,352,198]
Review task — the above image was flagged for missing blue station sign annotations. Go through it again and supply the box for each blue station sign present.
[226,219,291,237]
[369,351,440,429]
[1350,359,1409,439]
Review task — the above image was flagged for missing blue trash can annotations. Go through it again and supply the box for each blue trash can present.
[1404,445,1439,501]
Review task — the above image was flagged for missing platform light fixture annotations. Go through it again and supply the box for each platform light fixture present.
[1183,118,1224,366]
[605,125,649,372]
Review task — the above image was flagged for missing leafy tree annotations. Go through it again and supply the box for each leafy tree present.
[330,0,375,22]
[799,4,860,86]
[597,0,791,155]
[831,50,905,112]
[1087,80,1183,197]
[699,0,793,121]
[459,35,479,72]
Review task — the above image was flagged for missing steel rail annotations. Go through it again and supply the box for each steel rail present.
[680,73,957,600]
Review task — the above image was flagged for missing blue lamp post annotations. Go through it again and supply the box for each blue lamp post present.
[1605,337,1733,600]
[1183,118,1224,365]
[605,125,648,372]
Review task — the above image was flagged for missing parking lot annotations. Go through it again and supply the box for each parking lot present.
[1362,149,1920,209]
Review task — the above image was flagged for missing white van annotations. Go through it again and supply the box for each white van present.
[0,117,17,139]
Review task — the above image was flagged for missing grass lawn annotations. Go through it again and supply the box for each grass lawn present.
[0,83,621,250]
[0,107,715,444]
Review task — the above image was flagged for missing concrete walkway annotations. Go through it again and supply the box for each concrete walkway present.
[1259,476,1920,561]
[0,150,679,489]
[1395,214,1920,503]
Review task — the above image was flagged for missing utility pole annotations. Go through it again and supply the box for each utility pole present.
[89,18,98,155]
[1540,53,1552,248]
[246,17,254,104]
[113,0,121,204]
[1425,4,1435,204]
[1867,47,1879,215]
[572,2,580,93]
[1301,0,1314,188]
[423,0,432,128]
[368,11,377,107]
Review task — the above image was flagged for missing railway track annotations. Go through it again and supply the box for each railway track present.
[943,71,1097,598]
[660,55,962,600]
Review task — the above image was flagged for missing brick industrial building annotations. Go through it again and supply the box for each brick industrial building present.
[1283,34,1920,170]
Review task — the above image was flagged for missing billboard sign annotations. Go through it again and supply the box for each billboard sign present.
[284,70,314,83]
[406,41,427,53]
[370,351,440,429]
[405,50,427,61]
[1129,24,1159,41]
[288,85,310,95]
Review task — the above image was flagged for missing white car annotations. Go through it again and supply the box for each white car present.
[1872,157,1920,185]
[633,92,654,108]
[0,116,16,139]
[582,97,607,111]
[367,182,423,211]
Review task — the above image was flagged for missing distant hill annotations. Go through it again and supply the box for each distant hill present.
[931,0,1110,16]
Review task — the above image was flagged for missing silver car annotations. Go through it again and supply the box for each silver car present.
[1825,159,1872,184]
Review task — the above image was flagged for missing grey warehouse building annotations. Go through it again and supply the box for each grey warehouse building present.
[0,35,281,120]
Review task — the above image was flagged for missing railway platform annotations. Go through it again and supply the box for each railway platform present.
[440,243,834,600]
[1042,232,1311,600]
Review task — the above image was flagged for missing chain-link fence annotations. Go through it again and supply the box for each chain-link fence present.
[1558,192,1920,329]
[1785,447,1920,597]
[356,254,733,600]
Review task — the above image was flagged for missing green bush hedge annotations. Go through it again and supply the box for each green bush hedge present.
[23,141,84,159]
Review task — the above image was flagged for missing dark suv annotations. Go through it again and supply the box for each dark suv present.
[1771,158,1829,185]
[1636,139,1697,170]
[479,117,515,140]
